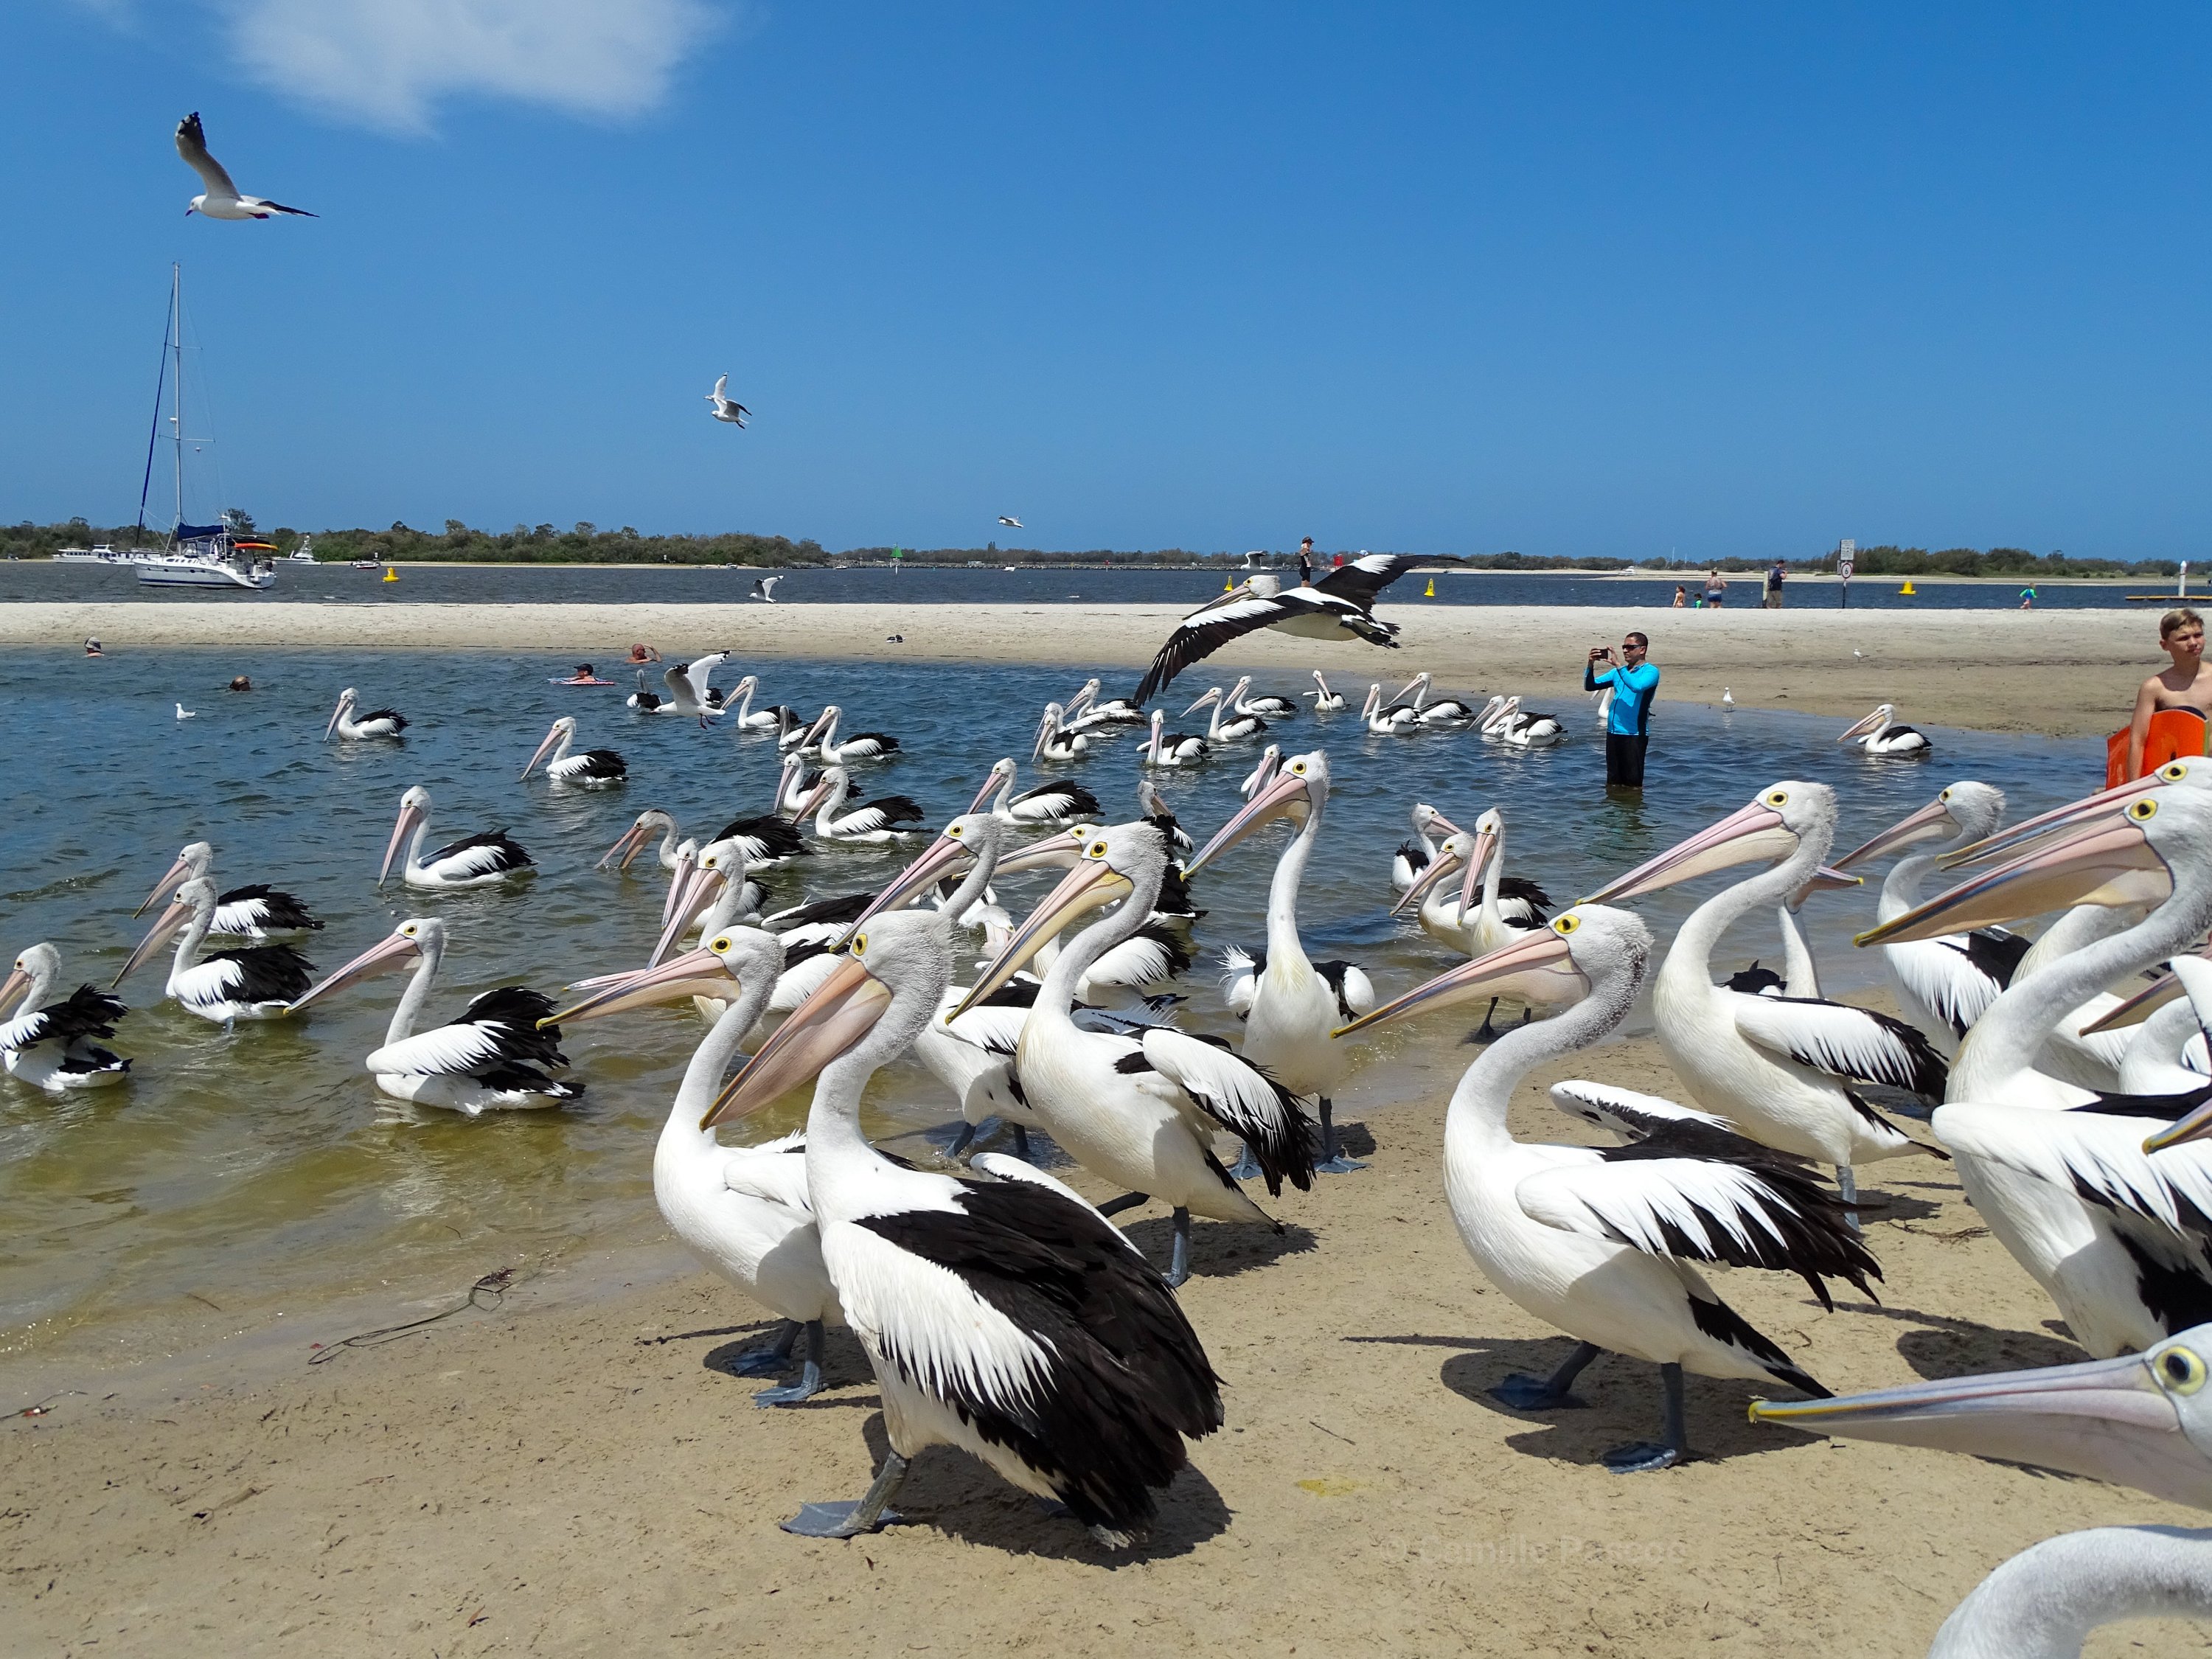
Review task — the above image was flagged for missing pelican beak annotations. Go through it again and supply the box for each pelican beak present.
[2144,1095,2212,1155]
[1335,923,1585,1037]
[1392,672,1426,704]
[521,723,563,780]
[136,852,195,918]
[704,953,891,1127]
[0,966,33,1020]
[1836,709,1887,744]
[1030,715,1052,762]
[1454,828,1502,918]
[970,767,1012,814]
[114,897,194,987]
[650,863,723,967]
[599,821,653,872]
[845,830,978,941]
[1834,798,1957,870]
[1583,798,1795,905]
[289,929,420,1013]
[1181,689,1217,717]
[546,945,736,1026]
[1391,841,1465,918]
[378,800,425,886]
[660,845,700,930]
[2082,968,2188,1035]
[1793,866,1863,907]
[1750,1338,2212,1513]
[1856,801,2175,947]
[792,773,838,822]
[1186,765,1313,875]
[992,828,1084,877]
[1065,682,1098,717]
[951,855,1133,1018]
[323,698,347,741]
[1941,766,2189,870]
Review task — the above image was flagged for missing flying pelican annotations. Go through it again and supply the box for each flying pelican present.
[721,675,782,730]
[706,375,750,426]
[1133,553,1453,704]
[1141,709,1210,768]
[955,820,1317,1283]
[136,841,321,938]
[0,945,130,1091]
[1228,676,1300,719]
[750,576,780,602]
[796,766,925,844]
[1584,782,1950,1211]
[547,930,845,1404]
[521,716,627,787]
[324,688,407,741]
[1391,672,1481,725]
[1307,670,1348,713]
[1359,683,1419,734]
[380,787,533,889]
[969,757,1101,824]
[175,112,314,220]
[1032,703,1090,762]
[1182,685,1269,742]
[702,908,1224,1542]
[1338,906,1874,1471]
[1838,702,1931,756]
[803,705,902,764]
[1753,1326,2212,1652]
[1062,680,1146,731]
[1186,749,1374,1172]
[114,876,313,1023]
[288,919,580,1113]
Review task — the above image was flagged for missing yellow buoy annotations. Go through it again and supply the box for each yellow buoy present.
[1224,577,1234,591]
[383,566,398,582]
[1423,578,1436,597]
[1899,580,1916,595]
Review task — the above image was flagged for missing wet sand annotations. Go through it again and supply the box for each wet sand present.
[0,599,2160,736]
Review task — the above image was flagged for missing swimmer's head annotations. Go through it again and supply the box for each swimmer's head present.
[2163,606,2204,641]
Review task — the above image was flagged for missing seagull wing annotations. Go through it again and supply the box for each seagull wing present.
[175,113,239,198]
[713,375,728,400]
[1133,592,1308,705]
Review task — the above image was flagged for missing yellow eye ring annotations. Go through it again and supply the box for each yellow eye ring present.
[1088,841,1109,858]
[947,825,964,838]
[1764,790,1789,807]
[711,936,732,953]
[401,924,417,936]
[1554,914,1580,935]
[2129,798,2159,821]
[2160,1345,2208,1394]
[851,933,868,955]
[2161,762,2188,782]
[1938,787,1952,802]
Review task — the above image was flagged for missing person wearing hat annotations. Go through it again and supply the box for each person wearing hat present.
[554,664,613,686]
[1298,537,1315,587]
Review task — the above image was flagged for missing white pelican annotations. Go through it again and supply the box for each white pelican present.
[956,821,1317,1282]
[706,375,751,426]
[1238,745,1281,801]
[703,908,1224,1542]
[1031,702,1090,762]
[771,752,826,817]
[1062,679,1146,731]
[1228,676,1300,719]
[1391,671,1480,725]
[1358,683,1419,734]
[1186,749,1374,1171]
[1585,782,1950,1208]
[1306,670,1347,713]
[1133,552,1451,704]
[651,839,768,961]
[626,669,665,712]
[380,786,533,889]
[136,841,322,938]
[0,945,131,1091]
[1339,905,1874,1471]
[175,111,314,220]
[1141,709,1209,768]
[288,919,580,1113]
[2113,956,2212,1094]
[1393,815,1559,1038]
[600,809,690,874]
[1182,684,1269,742]
[1390,801,1461,894]
[774,703,825,752]
[521,716,627,787]
[549,930,846,1405]
[1486,695,1565,748]
[114,876,314,1023]
[722,675,782,731]
[1838,701,1931,756]
[796,766,925,844]
[804,704,902,763]
[1753,1327,2212,1652]
[969,757,1101,824]
[324,687,407,741]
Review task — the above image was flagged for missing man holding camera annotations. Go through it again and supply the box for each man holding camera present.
[1584,632,1660,790]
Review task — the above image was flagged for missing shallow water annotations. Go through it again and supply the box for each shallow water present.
[0,647,2101,1371]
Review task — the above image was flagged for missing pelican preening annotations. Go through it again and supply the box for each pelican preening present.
[521,717,627,787]
[136,842,321,938]
[1839,702,1932,756]
[114,876,314,1023]
[324,688,407,741]
[380,786,533,889]
[0,945,131,1090]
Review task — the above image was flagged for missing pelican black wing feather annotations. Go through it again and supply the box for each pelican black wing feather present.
[361,709,408,732]
[24,985,130,1046]
[217,883,323,930]
[1495,875,1554,919]
[207,945,316,1004]
[764,891,874,931]
[1152,863,1204,919]
[712,813,809,860]
[427,830,532,870]
[1964,927,2033,988]
[1311,552,1457,607]
[1132,591,1324,706]
[866,795,927,827]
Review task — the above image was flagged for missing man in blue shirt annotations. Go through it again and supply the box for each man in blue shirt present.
[1585,632,1660,790]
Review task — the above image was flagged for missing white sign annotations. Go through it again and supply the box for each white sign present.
[1838,538,1855,581]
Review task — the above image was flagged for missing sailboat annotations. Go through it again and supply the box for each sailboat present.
[131,265,276,591]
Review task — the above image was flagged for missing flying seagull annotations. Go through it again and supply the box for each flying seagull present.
[751,576,780,602]
[1132,552,1458,705]
[707,376,750,427]
[998,515,1023,529]
[175,114,316,220]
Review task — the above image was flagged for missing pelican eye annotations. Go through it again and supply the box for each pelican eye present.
[2161,762,2189,781]
[2130,798,2160,822]
[1553,914,1580,936]
[1764,790,1790,808]
[2160,1346,2208,1394]
[1292,762,1308,775]
[711,936,732,953]
[1087,841,1109,859]
[851,932,868,956]
[400,924,418,937]
[1938,788,1952,802]
[947,824,964,838]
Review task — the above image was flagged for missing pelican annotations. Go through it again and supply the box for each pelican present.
[1394,813,1557,1039]
[2113,956,2212,1094]
[775,704,824,753]
[1032,703,1090,762]
[136,841,321,938]
[1390,802,1461,894]
[773,752,826,817]
[1392,671,1480,725]
[702,908,1224,1542]
[0,945,130,1091]
[1062,679,1146,731]
[1141,709,1209,768]
[288,919,580,1113]
[956,821,1317,1283]
[1839,701,1931,756]
[1584,782,1950,1209]
[1238,745,1281,801]
[521,716,627,787]
[970,757,1100,825]
[722,675,782,730]
[1183,684,1269,742]
[380,786,533,889]
[1339,906,1873,1471]
[1186,749,1374,1172]
[114,876,313,1023]
[324,688,407,741]
[750,576,780,602]
[601,810,690,874]
[651,839,768,961]
[804,705,902,764]
[797,766,924,844]
[627,669,664,712]
[1228,676,1300,720]
[547,931,845,1405]
[1359,683,1419,734]
[1486,695,1565,748]
[707,375,751,425]
[1306,670,1347,713]
[1753,1327,2212,1653]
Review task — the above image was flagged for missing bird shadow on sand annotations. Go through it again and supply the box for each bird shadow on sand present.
[1826,1298,2087,1377]
[686,1321,880,1408]
[1848,1183,1944,1223]
[1118,1214,1320,1284]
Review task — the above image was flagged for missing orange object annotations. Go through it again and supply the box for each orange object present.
[2106,708,2208,786]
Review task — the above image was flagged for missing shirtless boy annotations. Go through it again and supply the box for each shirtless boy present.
[2125,607,2211,778]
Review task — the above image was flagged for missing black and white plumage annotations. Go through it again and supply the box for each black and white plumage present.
[796,765,925,844]
[1141,709,1209,768]
[1388,802,1459,894]
[0,945,131,1091]
[1061,679,1147,731]
[114,877,313,1025]
[804,705,901,764]
[291,918,579,1114]
[707,375,751,426]
[1306,670,1348,713]
[1480,695,1565,748]
[1226,675,1299,720]
[380,786,533,890]
[1132,554,1453,705]
[970,757,1102,825]
[137,841,321,939]
[709,810,810,868]
[175,112,315,220]
[651,653,734,723]
[627,669,665,712]
[1182,684,1269,742]
[521,716,627,787]
[998,515,1023,529]
[1391,672,1481,725]
[1838,702,1931,756]
[324,687,406,740]
[1032,703,1090,762]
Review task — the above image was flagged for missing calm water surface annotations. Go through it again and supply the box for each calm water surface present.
[0,647,2101,1375]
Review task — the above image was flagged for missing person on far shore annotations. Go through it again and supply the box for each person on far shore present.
[1298,537,1315,587]
[1671,584,1688,608]
[1703,568,1726,607]
[2019,586,2036,610]
[1764,560,1785,610]
[2124,607,2212,778]
[627,643,661,664]
[1585,631,1660,791]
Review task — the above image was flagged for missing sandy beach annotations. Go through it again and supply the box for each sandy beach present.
[7,1020,2202,1658]
[0,599,2166,736]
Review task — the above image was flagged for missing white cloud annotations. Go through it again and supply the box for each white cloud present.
[220,0,726,133]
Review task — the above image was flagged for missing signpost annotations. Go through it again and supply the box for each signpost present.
[1837,538,1854,609]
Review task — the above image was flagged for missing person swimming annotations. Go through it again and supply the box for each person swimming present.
[552,664,613,686]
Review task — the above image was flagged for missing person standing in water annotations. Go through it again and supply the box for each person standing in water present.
[2124,607,2212,778]
[1585,632,1660,790]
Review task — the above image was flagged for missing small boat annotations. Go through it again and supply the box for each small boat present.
[287,536,319,564]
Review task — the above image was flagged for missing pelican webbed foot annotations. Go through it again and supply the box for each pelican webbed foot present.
[753,1321,827,1407]
[1492,1340,1601,1411]
[782,1451,909,1538]
[1312,1097,1368,1173]
[728,1318,801,1376]
[1599,1363,1688,1475]
[1225,1141,1265,1182]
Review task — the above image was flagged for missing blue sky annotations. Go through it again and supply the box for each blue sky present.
[9,3,2211,558]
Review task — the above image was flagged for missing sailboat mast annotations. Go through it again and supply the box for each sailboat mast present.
[171,265,185,538]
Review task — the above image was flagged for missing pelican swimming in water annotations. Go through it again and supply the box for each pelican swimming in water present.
[1838,702,1931,756]
[0,945,131,1091]
[520,716,627,787]
[114,876,314,1024]
[969,757,1102,825]
[1061,679,1146,732]
[1140,709,1210,768]
[136,841,322,938]
[803,705,902,764]
[1182,684,1269,742]
[722,675,782,731]
[380,786,533,889]
[1359,683,1419,734]
[288,918,580,1113]
[1306,670,1348,713]
[324,688,407,741]
[1390,802,1461,894]
[796,766,925,844]
[1228,675,1300,720]
[1391,671,1481,726]
[1031,703,1090,762]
